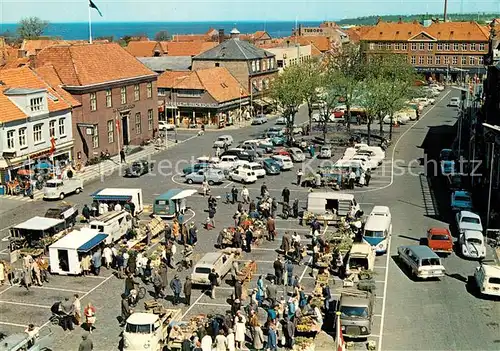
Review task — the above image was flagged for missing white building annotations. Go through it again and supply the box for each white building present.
[264,44,312,73]
[0,67,74,182]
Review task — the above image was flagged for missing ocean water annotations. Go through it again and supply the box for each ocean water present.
[0,21,323,40]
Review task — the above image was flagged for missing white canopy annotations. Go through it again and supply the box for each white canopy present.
[170,189,197,200]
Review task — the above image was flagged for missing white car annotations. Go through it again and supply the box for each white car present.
[159,121,175,131]
[271,155,293,170]
[216,155,249,171]
[459,230,486,259]
[350,154,378,170]
[473,264,500,297]
[319,145,332,158]
[429,83,444,91]
[275,117,287,125]
[383,114,409,125]
[228,167,257,183]
[292,126,303,135]
[213,135,233,148]
[449,97,460,107]
[355,149,383,166]
[241,162,266,178]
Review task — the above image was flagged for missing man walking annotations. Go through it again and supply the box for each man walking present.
[273,256,284,285]
[183,277,192,305]
[152,269,163,299]
[120,147,126,163]
[322,283,332,313]
[266,216,276,241]
[208,269,219,299]
[365,168,372,187]
[170,274,182,305]
[234,279,243,302]
[231,185,238,204]
[296,169,303,186]
[260,182,268,198]
[60,297,74,331]
[285,260,294,286]
[241,186,250,204]
[121,294,131,326]
[282,187,290,205]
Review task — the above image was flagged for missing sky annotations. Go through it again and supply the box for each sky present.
[0,0,499,23]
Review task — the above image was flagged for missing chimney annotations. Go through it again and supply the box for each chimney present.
[398,17,403,24]
[218,29,225,44]
[230,27,240,40]
[17,49,27,58]
[376,17,382,24]
[28,54,37,69]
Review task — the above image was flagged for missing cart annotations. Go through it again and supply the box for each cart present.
[237,260,257,283]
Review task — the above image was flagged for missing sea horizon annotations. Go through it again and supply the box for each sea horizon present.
[0,20,325,41]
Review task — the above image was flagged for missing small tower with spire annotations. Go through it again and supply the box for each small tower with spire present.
[230,27,240,40]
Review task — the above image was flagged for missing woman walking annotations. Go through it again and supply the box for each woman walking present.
[0,260,6,285]
[234,314,246,349]
[84,302,96,333]
[73,294,82,326]
[256,275,264,305]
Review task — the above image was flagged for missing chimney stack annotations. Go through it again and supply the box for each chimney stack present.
[230,28,240,40]
[218,29,225,44]
[28,54,37,69]
[17,49,27,58]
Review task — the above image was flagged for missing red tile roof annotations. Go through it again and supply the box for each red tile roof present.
[35,65,81,107]
[171,34,212,42]
[35,43,156,87]
[157,71,192,88]
[162,41,218,56]
[21,39,109,56]
[345,26,374,43]
[425,21,489,41]
[125,41,163,57]
[361,21,424,41]
[288,36,331,52]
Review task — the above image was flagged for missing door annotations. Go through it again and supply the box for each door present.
[57,249,70,272]
[122,114,129,145]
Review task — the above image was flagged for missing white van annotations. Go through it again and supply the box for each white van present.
[91,188,144,214]
[191,252,236,286]
[363,206,392,254]
[228,168,257,184]
[43,178,83,200]
[473,264,500,297]
[272,155,293,170]
[307,192,360,217]
[89,210,133,244]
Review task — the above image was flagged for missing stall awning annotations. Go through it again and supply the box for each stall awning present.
[170,189,197,200]
[77,233,108,253]
[90,190,132,202]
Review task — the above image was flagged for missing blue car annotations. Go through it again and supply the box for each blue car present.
[182,163,211,175]
[262,158,281,175]
[451,190,473,212]
[440,160,455,175]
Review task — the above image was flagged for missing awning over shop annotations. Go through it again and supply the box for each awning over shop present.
[90,189,132,202]
[77,233,108,253]
[170,189,197,200]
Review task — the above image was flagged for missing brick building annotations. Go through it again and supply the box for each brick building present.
[360,20,489,81]
[33,43,158,162]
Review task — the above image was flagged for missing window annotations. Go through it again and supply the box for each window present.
[444,43,450,51]
[479,43,485,51]
[369,43,375,50]
[58,118,65,136]
[107,120,114,144]
[262,59,267,71]
[462,43,468,51]
[251,61,256,72]
[148,109,153,131]
[411,56,416,64]
[106,89,112,107]
[401,43,407,50]
[385,43,391,50]
[30,97,43,112]
[277,60,284,68]
[461,56,467,65]
[49,120,56,137]
[18,128,27,148]
[469,56,475,65]
[6,130,15,149]
[378,42,383,50]
[437,43,443,51]
[452,56,458,65]
[134,84,140,101]
[411,43,417,51]
[453,43,459,51]
[121,87,127,104]
[135,112,141,134]
[90,92,97,111]
[471,43,476,51]
[419,43,425,50]
[92,126,99,149]
[394,43,400,50]
[444,56,450,64]
[146,82,152,98]
[268,58,272,69]
[33,124,43,143]
[428,43,434,50]
[256,60,260,71]
[435,56,441,64]
[427,56,433,65]
[478,56,484,64]
[418,56,424,64]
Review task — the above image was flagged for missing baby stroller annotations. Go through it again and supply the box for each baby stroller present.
[49,301,64,326]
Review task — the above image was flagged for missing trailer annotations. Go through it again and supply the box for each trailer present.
[91,188,144,214]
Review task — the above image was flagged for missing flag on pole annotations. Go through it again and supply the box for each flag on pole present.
[115,118,120,132]
[49,136,56,154]
[335,312,346,351]
[89,0,103,17]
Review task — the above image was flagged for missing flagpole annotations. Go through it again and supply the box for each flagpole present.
[88,2,93,44]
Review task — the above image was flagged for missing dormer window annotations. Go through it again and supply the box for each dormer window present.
[251,61,256,72]
[30,97,43,112]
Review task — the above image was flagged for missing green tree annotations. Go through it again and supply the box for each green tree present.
[17,17,49,39]
[359,76,391,145]
[154,30,170,41]
[269,64,305,145]
[317,69,343,142]
[299,58,323,135]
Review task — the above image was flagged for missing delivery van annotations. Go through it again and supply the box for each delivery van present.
[90,188,144,214]
[88,210,133,244]
[307,192,360,217]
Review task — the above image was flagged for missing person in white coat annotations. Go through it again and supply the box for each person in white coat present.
[234,313,246,349]
[103,246,113,269]
[215,330,227,351]
[226,328,235,351]
[201,334,212,351]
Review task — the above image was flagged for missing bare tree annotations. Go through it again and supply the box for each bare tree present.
[154,30,170,41]
[17,17,49,39]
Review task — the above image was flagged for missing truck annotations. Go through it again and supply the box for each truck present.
[344,243,375,277]
[122,307,181,351]
[338,288,375,339]
[90,188,144,214]
[42,178,83,200]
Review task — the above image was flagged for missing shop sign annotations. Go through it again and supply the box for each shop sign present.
[113,104,135,113]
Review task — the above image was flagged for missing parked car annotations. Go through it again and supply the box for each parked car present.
[288,147,305,162]
[275,117,287,125]
[185,169,225,185]
[221,148,254,162]
[448,97,460,107]
[262,158,281,175]
[397,245,446,279]
[265,127,283,138]
[213,135,234,148]
[183,163,211,175]
[459,230,486,259]
[383,114,409,125]
[216,155,249,171]
[426,227,453,256]
[429,83,444,91]
[241,162,266,177]
[319,145,332,159]
[228,167,258,184]
[451,190,473,212]
[43,178,83,200]
[241,139,272,152]
[456,210,483,234]
[270,135,286,146]
[355,149,383,166]
[158,121,175,131]
[124,160,152,177]
[447,174,463,191]
[472,264,500,297]
[252,115,267,125]
[237,144,264,157]
[274,148,290,157]
[271,155,293,170]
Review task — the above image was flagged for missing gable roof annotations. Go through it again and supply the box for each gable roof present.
[35,43,156,87]
[125,41,163,57]
[360,21,424,41]
[35,65,81,107]
[21,39,110,56]
[345,26,374,43]
[241,31,271,42]
[0,66,72,122]
[193,38,275,61]
[425,21,490,42]
[157,71,192,88]
[289,36,331,52]
[163,41,218,56]
[138,56,192,72]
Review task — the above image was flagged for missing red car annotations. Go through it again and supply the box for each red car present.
[274,149,290,157]
[426,227,453,255]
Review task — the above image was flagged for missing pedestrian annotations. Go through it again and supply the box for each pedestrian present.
[91,250,102,276]
[159,262,168,295]
[120,147,126,163]
[22,266,32,291]
[234,314,246,349]
[81,254,91,276]
[245,228,253,252]
[296,168,303,186]
[121,293,131,326]
[256,275,265,305]
[365,168,372,187]
[60,297,74,331]
[31,259,42,286]
[348,169,356,189]
[234,279,243,302]
[115,251,125,279]
[266,280,278,306]
[189,222,198,245]
[201,334,213,351]
[152,269,163,299]
[78,333,93,351]
[322,283,331,312]
[208,268,219,299]
[241,186,250,204]
[271,197,277,218]
[215,146,221,158]
[84,303,96,333]
[208,207,216,228]
[233,229,243,249]
[283,315,295,348]
[82,204,91,222]
[215,329,227,351]
[226,328,236,351]
[73,294,82,326]
[202,179,209,197]
[0,260,5,286]
[273,256,284,285]
[282,187,290,204]
[281,232,291,256]
[103,245,113,269]
[164,223,172,242]
[252,324,265,351]
[285,260,294,286]
[260,182,268,197]
[267,322,278,351]
[266,216,276,241]
[170,274,182,305]
[184,277,192,305]
[91,201,98,217]
[124,272,139,297]
[231,185,238,204]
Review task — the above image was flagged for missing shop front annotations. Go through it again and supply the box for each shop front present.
[415,66,487,83]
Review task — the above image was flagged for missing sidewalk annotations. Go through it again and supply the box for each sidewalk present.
[175,113,280,132]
